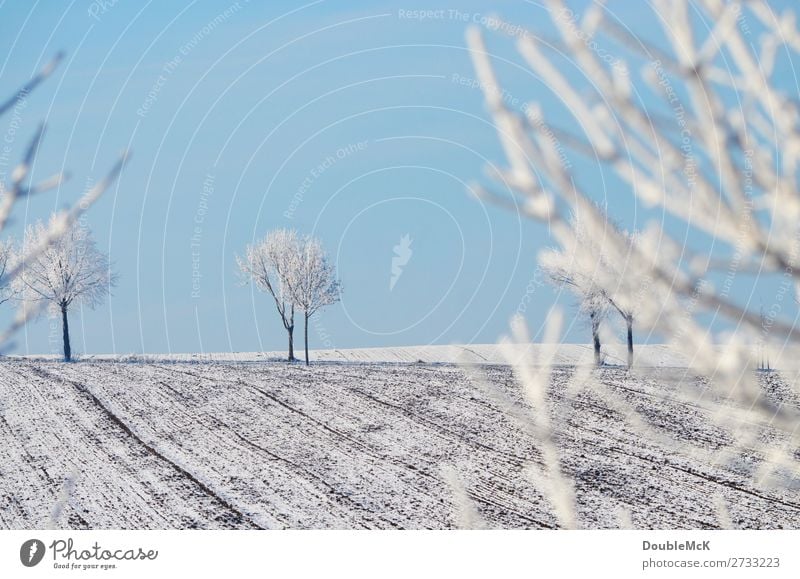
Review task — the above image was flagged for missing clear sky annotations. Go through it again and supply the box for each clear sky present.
[0,0,795,355]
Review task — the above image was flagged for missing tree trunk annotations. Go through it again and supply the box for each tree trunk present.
[286,303,296,362]
[626,316,634,369]
[61,303,71,362]
[304,313,310,366]
[590,310,601,366]
[592,329,601,366]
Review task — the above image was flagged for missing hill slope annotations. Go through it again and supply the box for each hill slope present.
[1,360,798,529]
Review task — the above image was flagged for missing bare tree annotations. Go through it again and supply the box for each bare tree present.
[237,229,300,361]
[16,218,116,361]
[0,53,128,352]
[285,235,340,366]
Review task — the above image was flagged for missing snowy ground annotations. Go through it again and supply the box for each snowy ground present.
[51,342,800,369]
[28,343,688,365]
[1,356,798,529]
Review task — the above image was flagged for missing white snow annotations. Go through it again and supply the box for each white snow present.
[1,356,798,529]
[17,343,796,370]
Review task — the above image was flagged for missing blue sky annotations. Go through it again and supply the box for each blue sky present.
[0,0,795,355]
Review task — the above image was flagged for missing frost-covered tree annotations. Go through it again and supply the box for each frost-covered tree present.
[541,209,625,366]
[17,219,115,361]
[464,0,800,524]
[0,53,127,352]
[543,213,643,367]
[540,245,608,366]
[468,1,800,370]
[237,229,301,361]
[285,236,340,366]
[605,231,643,368]
[0,239,17,307]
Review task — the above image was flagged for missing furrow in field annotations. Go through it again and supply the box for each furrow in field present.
[25,364,267,529]
[64,363,410,528]
[1,363,201,528]
[3,360,797,529]
[237,364,556,527]
[148,363,461,528]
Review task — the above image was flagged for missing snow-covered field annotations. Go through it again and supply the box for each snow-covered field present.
[1,356,798,529]
[52,342,800,369]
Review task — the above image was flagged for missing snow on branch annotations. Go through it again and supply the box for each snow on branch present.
[466,0,800,517]
[0,54,128,353]
[237,228,340,364]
